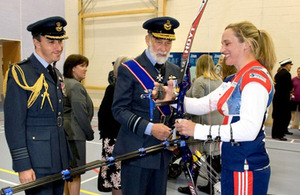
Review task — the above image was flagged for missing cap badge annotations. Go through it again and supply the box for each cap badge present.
[164,20,172,31]
[56,22,63,32]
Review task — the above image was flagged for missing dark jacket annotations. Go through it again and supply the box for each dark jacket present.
[98,84,120,139]
[272,68,293,117]
[63,78,94,141]
[112,50,180,169]
[4,54,71,174]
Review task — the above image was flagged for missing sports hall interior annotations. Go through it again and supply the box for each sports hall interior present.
[0,0,300,194]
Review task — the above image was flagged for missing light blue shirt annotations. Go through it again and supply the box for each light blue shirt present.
[145,48,156,66]
[33,52,53,69]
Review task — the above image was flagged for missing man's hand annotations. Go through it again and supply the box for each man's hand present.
[19,169,36,184]
[151,123,172,141]
[152,80,177,102]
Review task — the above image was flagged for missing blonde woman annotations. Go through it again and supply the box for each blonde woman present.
[157,21,276,194]
[214,54,225,78]
[186,54,223,124]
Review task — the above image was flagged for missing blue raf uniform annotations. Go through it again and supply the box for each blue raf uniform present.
[3,16,71,195]
[112,17,180,195]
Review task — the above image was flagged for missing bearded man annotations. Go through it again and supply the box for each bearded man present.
[112,17,180,195]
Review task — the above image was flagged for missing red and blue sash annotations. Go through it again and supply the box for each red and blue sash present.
[122,59,171,116]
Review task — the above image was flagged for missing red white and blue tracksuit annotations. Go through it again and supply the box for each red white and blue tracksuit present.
[184,61,274,195]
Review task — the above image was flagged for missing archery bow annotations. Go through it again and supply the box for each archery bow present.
[173,1,209,194]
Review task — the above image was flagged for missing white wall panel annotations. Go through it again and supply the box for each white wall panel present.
[83,15,150,86]
[0,0,21,40]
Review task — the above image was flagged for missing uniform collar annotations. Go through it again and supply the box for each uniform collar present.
[145,49,156,66]
[33,52,51,69]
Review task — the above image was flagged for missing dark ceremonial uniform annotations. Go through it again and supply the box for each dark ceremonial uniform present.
[113,51,180,195]
[3,16,70,195]
[112,17,180,195]
[272,59,293,140]
[5,54,70,173]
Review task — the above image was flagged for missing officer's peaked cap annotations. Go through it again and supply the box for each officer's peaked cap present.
[143,16,179,40]
[279,58,293,66]
[27,16,68,40]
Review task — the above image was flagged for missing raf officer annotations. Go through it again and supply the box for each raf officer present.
[112,17,180,195]
[4,16,71,194]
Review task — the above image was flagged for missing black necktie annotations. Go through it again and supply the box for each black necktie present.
[47,65,57,83]
[155,63,165,76]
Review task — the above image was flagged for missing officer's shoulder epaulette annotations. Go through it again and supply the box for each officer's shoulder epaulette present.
[17,58,30,65]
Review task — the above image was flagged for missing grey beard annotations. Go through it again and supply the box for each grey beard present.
[149,42,169,64]
[154,56,167,64]
[149,50,168,64]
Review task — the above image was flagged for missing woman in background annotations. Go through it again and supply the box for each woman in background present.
[221,56,237,81]
[63,54,94,195]
[214,54,225,78]
[97,56,131,195]
[290,67,300,128]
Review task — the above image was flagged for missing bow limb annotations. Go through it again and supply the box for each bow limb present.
[177,0,209,117]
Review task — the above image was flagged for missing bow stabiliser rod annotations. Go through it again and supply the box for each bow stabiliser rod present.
[1,138,195,195]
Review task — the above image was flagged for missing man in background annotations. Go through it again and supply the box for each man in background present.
[272,58,294,141]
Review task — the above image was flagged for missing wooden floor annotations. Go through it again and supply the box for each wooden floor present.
[1,110,300,195]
